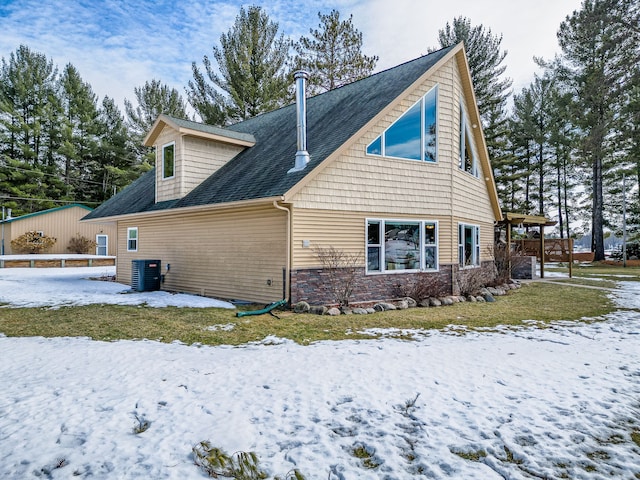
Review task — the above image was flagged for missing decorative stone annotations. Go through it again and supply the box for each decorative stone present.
[404,297,418,308]
[418,299,431,308]
[395,299,409,310]
[310,305,328,315]
[483,293,495,302]
[440,297,453,306]
[457,296,466,302]
[475,296,485,302]
[429,297,442,307]
[352,307,368,315]
[326,307,341,316]
[450,296,460,303]
[365,307,376,314]
[373,302,396,311]
[340,307,353,315]
[467,295,477,302]
[293,301,310,313]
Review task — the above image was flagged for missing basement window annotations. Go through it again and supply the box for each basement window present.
[366,219,438,273]
[162,142,175,179]
[366,85,438,162]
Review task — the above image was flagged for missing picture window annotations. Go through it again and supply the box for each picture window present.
[366,219,438,273]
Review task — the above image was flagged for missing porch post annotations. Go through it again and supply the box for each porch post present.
[506,220,512,279]
[540,225,545,279]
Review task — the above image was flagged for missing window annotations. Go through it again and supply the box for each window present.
[96,235,108,256]
[458,224,480,268]
[127,227,138,252]
[366,219,438,273]
[366,86,438,162]
[162,142,175,179]
[459,102,478,177]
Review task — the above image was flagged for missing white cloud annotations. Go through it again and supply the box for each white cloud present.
[0,0,584,112]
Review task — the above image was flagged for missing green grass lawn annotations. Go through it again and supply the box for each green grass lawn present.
[0,281,618,346]
[544,262,640,289]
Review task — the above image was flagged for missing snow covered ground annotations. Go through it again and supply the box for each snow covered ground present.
[0,268,639,479]
[0,266,234,309]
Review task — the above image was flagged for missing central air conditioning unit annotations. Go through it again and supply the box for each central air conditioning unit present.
[131,259,161,292]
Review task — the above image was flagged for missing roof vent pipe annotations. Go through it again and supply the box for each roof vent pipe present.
[288,70,310,173]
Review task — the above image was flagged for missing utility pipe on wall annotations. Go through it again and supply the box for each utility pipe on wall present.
[273,200,291,302]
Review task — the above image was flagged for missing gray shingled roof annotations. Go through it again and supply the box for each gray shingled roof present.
[155,116,256,144]
[84,46,453,221]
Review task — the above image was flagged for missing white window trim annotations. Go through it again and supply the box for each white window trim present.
[459,100,479,178]
[365,218,439,275]
[127,227,138,252]
[365,85,439,163]
[161,141,176,180]
[458,223,481,269]
[96,234,108,256]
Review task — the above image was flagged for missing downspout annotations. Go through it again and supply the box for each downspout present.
[273,200,291,303]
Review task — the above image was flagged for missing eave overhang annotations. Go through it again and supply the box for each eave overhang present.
[144,114,256,148]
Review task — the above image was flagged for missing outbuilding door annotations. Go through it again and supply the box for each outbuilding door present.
[96,235,108,256]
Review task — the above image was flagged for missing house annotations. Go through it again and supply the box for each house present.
[83,43,502,305]
[1,204,116,256]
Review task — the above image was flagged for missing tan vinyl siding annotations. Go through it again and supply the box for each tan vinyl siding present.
[181,136,244,194]
[291,208,459,267]
[2,206,116,255]
[116,205,287,303]
[291,59,462,217]
[155,126,182,202]
[289,55,496,269]
[155,127,245,203]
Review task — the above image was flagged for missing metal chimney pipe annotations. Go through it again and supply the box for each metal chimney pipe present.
[288,70,310,173]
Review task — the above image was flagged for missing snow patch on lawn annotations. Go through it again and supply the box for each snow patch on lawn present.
[0,267,639,478]
[0,266,234,309]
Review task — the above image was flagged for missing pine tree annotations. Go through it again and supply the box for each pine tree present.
[547,82,579,239]
[124,79,189,164]
[431,17,512,164]
[188,5,291,124]
[508,90,537,215]
[186,63,228,125]
[96,96,141,201]
[0,45,62,214]
[124,79,189,139]
[59,63,101,201]
[556,0,640,260]
[293,9,378,95]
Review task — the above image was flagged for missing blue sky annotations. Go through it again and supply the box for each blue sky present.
[0,0,583,113]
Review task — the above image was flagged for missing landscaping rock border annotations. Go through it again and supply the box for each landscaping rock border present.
[291,281,521,315]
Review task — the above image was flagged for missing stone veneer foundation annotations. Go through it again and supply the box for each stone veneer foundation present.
[290,262,496,306]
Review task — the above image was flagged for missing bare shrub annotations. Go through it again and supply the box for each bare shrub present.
[313,245,363,306]
[488,242,532,285]
[392,273,449,301]
[10,231,56,253]
[455,267,490,297]
[67,233,97,254]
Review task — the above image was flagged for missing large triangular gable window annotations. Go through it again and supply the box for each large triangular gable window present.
[366,86,438,162]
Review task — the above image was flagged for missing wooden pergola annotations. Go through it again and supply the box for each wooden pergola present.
[500,212,559,279]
